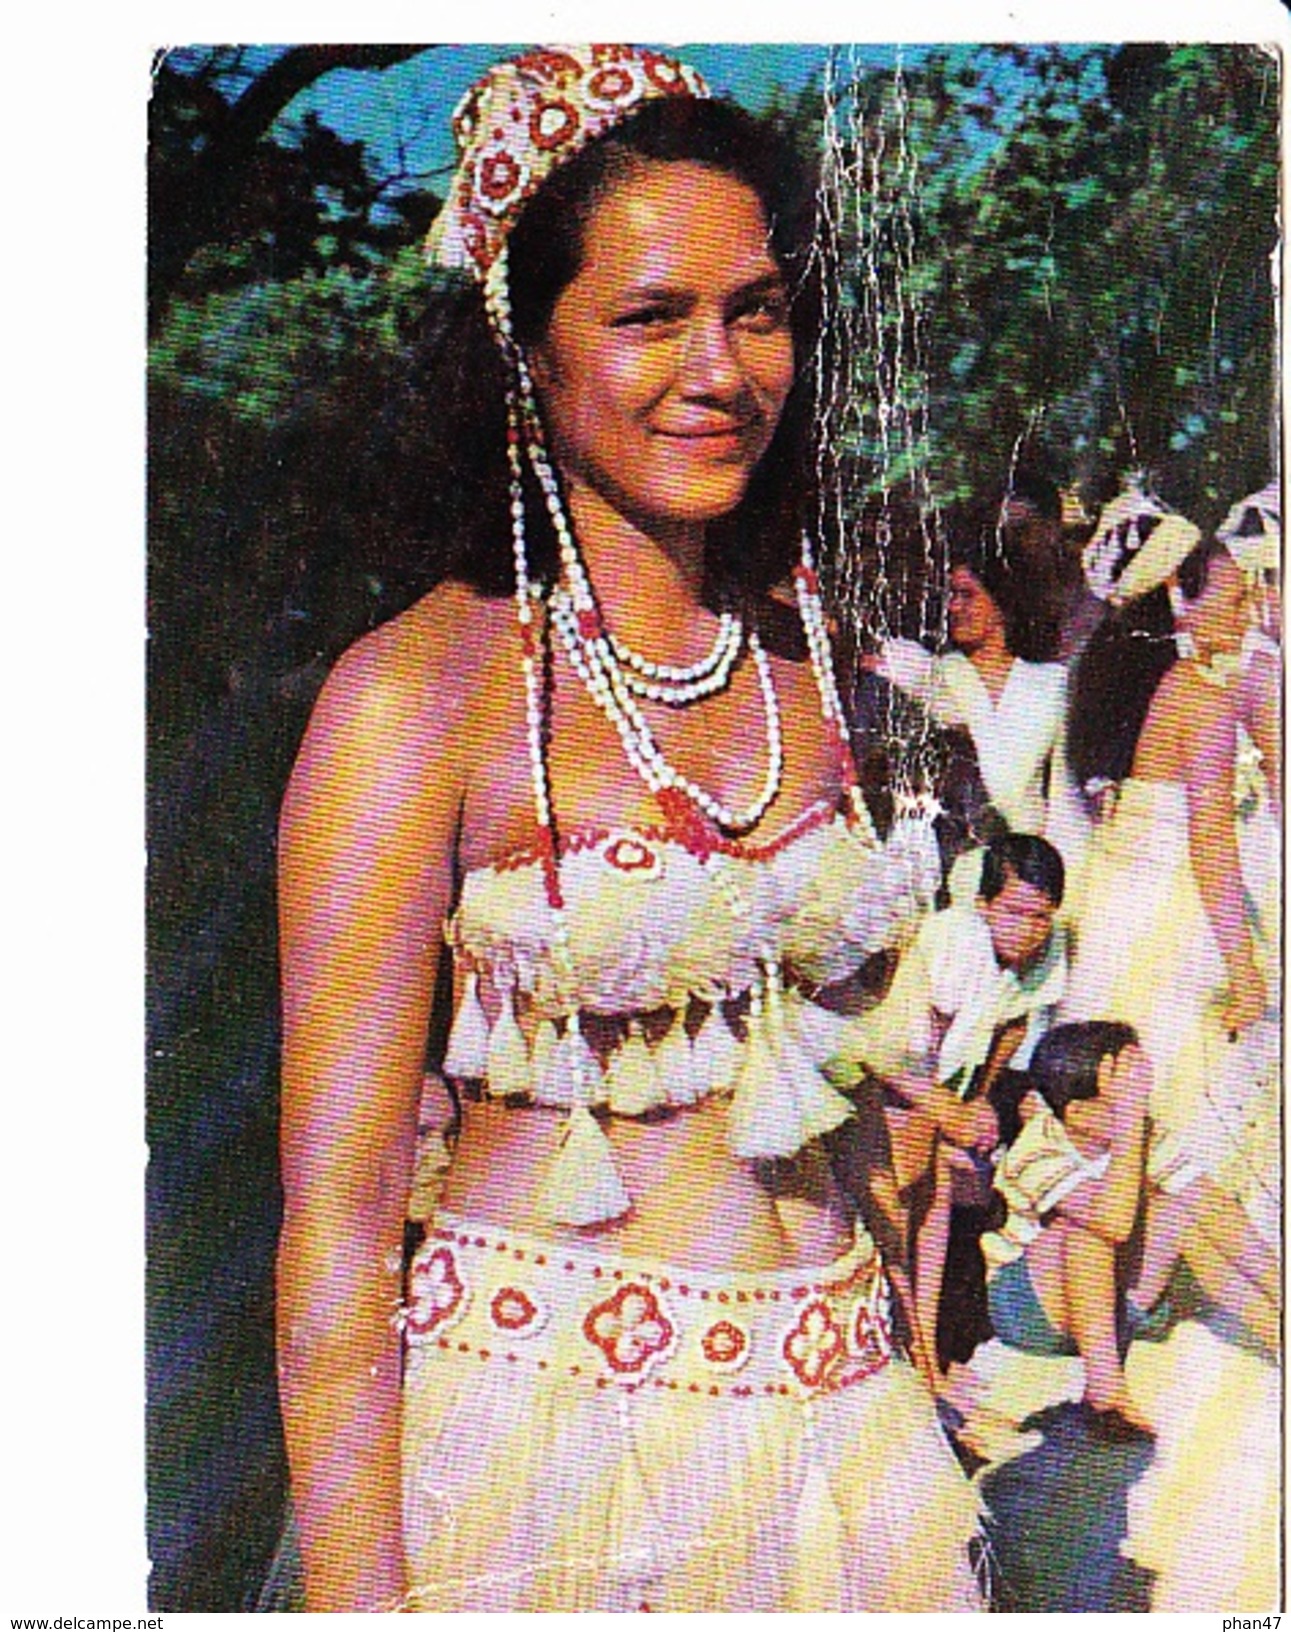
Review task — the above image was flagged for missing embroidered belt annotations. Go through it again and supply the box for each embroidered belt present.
[401,1214,894,1402]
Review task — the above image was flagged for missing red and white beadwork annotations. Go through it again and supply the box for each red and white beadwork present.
[529,97,580,152]
[782,1299,847,1391]
[601,835,663,880]
[403,1244,470,1344]
[582,58,645,111]
[582,1282,677,1377]
[426,45,710,279]
[489,1284,548,1338]
[700,1318,752,1374]
[473,144,532,217]
[408,1220,893,1399]
[849,1297,890,1370]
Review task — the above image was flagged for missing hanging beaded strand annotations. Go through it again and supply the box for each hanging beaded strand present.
[484,259,561,910]
[484,251,630,1224]
[793,539,878,846]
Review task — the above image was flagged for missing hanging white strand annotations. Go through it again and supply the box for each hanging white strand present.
[816,50,948,807]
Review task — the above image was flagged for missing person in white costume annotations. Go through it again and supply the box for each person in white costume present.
[1221,481,1281,1008]
[867,519,1088,896]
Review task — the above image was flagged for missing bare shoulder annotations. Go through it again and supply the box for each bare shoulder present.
[284,582,514,829]
[312,584,512,740]
[330,581,509,711]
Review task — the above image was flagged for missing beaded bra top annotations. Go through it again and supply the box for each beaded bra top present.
[442,801,939,1177]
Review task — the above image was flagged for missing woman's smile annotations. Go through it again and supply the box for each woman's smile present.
[651,417,760,459]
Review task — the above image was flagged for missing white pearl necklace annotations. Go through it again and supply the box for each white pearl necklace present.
[608,610,745,705]
[550,585,785,834]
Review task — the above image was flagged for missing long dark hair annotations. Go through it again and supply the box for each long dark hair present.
[411,96,820,599]
[1067,532,1228,789]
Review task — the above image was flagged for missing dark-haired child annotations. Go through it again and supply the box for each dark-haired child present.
[983,1020,1153,1439]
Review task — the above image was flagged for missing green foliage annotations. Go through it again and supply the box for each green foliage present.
[151,245,431,423]
[829,43,1277,529]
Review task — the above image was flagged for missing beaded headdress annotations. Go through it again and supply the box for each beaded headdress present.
[425,45,710,280]
[1216,481,1280,583]
[1082,480,1201,606]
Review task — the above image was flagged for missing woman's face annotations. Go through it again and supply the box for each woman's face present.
[1177,551,1250,652]
[948,566,1007,654]
[530,160,795,532]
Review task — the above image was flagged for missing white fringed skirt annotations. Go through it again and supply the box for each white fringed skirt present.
[400,1214,984,1612]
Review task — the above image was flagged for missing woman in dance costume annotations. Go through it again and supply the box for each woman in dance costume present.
[1061,484,1278,1337]
[275,47,981,1613]
[865,512,1088,899]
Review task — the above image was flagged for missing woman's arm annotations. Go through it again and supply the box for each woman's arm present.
[276,603,467,1611]
[1181,684,1266,1030]
[863,639,963,726]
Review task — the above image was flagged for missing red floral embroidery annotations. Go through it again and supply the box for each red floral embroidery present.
[850,1287,892,1369]
[513,48,585,85]
[583,1283,675,1375]
[459,212,490,268]
[642,51,686,94]
[490,1285,543,1335]
[701,1318,750,1372]
[586,65,637,105]
[782,1299,845,1390]
[405,1245,468,1341]
[653,785,718,860]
